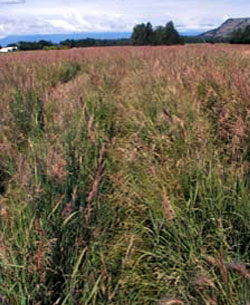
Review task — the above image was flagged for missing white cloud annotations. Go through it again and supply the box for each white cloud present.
[0,0,250,37]
[48,19,78,32]
[223,15,230,21]
[0,24,5,38]
[0,0,24,4]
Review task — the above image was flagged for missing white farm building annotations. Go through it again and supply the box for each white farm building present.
[0,46,18,53]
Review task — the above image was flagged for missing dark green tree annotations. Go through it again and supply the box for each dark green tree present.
[152,26,165,45]
[231,28,243,44]
[145,22,154,45]
[38,40,53,49]
[17,40,53,51]
[163,21,183,45]
[231,26,250,44]
[7,43,18,47]
[131,20,183,46]
[131,22,154,45]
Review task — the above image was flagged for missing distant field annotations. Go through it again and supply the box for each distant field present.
[0,45,250,305]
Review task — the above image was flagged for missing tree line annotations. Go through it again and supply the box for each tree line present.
[2,21,250,51]
[60,38,130,48]
[2,20,184,51]
[230,25,250,44]
[6,40,67,51]
[4,38,131,51]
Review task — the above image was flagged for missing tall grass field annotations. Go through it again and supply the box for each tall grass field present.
[0,45,250,305]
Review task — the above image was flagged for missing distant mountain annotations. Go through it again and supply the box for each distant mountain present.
[200,18,250,39]
[0,32,131,46]
[179,30,202,36]
[0,29,204,46]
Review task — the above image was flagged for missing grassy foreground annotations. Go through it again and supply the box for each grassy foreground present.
[0,45,250,305]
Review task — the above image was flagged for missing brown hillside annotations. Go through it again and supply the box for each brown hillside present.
[201,18,250,38]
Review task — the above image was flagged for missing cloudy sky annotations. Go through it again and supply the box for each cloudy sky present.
[0,0,250,37]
